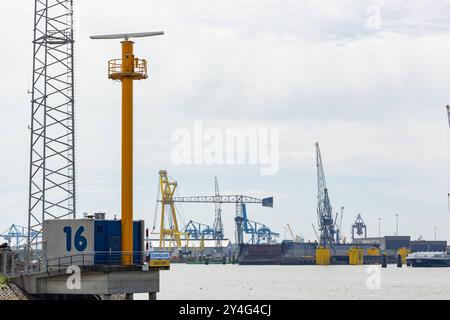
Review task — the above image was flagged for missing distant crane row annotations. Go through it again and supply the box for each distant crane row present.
[152,170,277,252]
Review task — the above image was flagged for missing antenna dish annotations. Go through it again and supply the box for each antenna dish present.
[90,31,164,40]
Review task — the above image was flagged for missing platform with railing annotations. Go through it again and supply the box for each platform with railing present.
[108,58,148,80]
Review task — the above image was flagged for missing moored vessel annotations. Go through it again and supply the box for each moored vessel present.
[406,252,450,268]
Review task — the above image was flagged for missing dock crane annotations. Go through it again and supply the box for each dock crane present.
[286,224,304,243]
[315,143,338,248]
[335,206,345,244]
[213,177,224,244]
[182,221,215,240]
[240,204,279,244]
[164,177,223,244]
[170,194,274,246]
[352,214,368,242]
[315,143,342,264]
[1,225,41,250]
[152,170,190,250]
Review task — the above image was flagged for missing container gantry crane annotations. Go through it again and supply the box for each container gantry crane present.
[1,225,41,250]
[169,194,274,246]
[182,221,215,240]
[240,204,279,244]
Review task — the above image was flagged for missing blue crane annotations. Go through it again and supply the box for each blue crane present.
[182,220,215,240]
[239,204,279,244]
[171,195,275,246]
[0,225,41,249]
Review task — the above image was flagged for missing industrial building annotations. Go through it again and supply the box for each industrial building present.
[410,241,448,253]
[354,236,411,252]
[354,236,447,253]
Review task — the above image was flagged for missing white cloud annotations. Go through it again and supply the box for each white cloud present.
[1,0,450,242]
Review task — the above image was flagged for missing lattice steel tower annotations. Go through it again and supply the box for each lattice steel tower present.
[27,0,76,256]
[315,143,337,248]
[213,177,224,242]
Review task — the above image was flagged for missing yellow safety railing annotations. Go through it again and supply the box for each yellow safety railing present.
[108,58,148,79]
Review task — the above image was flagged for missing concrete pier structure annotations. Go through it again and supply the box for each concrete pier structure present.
[0,250,18,276]
[11,266,164,300]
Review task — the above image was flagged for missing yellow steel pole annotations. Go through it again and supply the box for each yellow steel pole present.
[92,31,162,267]
[121,40,134,266]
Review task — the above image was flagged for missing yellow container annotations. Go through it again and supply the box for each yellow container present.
[367,248,381,257]
[398,248,410,265]
[348,247,364,265]
[316,247,331,265]
[150,260,171,268]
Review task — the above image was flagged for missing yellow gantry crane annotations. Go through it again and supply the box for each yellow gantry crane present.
[90,31,164,265]
[154,170,190,251]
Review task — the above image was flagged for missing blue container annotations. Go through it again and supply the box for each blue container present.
[94,220,144,265]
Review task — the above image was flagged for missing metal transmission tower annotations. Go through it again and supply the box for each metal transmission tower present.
[27,0,76,256]
[315,143,337,248]
[213,177,224,242]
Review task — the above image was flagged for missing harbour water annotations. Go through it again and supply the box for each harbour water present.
[136,264,450,300]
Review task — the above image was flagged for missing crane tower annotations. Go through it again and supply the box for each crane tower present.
[213,177,224,242]
[315,143,338,249]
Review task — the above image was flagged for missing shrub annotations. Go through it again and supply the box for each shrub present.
[0,276,9,287]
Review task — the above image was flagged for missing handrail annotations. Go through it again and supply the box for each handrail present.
[108,58,148,79]
[45,251,148,273]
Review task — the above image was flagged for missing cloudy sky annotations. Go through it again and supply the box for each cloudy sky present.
[1,0,450,243]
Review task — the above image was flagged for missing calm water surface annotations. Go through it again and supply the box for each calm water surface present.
[135,264,450,300]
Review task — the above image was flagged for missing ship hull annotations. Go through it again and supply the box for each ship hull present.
[407,258,450,268]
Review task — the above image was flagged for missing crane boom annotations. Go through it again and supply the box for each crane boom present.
[287,224,295,241]
[167,195,273,206]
